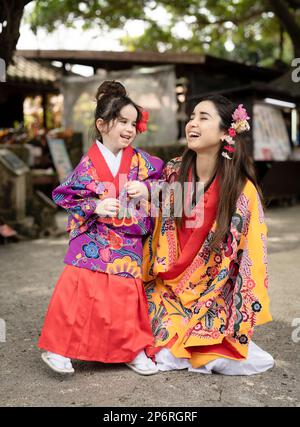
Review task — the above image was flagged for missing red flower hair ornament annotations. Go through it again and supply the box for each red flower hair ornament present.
[221,104,250,160]
[136,110,149,133]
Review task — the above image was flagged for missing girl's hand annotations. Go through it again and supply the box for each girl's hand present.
[95,198,120,217]
[125,181,149,200]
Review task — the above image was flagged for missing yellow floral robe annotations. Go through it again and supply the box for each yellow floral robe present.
[143,160,272,368]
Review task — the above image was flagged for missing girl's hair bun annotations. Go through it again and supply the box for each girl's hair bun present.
[95,80,127,101]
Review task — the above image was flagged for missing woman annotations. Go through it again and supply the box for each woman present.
[143,95,274,375]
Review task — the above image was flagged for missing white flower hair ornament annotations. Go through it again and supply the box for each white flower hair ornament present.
[221,104,250,160]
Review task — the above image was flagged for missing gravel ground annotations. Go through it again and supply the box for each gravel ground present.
[0,204,299,407]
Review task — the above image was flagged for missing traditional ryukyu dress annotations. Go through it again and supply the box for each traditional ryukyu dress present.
[143,157,274,375]
[38,141,164,363]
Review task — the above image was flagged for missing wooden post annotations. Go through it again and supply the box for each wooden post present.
[42,93,47,129]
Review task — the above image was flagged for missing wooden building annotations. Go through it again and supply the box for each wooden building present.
[16,50,300,203]
[0,55,60,128]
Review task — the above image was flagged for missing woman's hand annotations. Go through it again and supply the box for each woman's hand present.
[125,181,149,200]
[95,198,120,217]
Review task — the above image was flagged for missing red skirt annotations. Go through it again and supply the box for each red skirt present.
[38,265,154,363]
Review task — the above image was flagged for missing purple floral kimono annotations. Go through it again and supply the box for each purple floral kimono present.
[52,143,164,278]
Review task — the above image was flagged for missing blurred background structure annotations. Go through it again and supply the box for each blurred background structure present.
[0,0,300,238]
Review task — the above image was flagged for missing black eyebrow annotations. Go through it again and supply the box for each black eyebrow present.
[199,111,212,117]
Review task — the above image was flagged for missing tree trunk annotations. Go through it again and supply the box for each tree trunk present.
[269,0,300,58]
[0,0,32,66]
[279,23,284,60]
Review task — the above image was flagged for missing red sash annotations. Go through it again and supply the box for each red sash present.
[87,142,134,197]
[158,172,220,281]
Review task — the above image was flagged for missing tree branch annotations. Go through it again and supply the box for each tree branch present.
[268,0,300,55]
[285,0,300,9]
[194,7,267,27]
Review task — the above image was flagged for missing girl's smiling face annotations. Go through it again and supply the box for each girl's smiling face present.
[96,104,138,155]
[185,100,226,154]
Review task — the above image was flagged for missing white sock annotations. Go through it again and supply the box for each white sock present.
[46,351,73,369]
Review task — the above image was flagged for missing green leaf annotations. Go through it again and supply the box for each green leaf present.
[26,0,300,66]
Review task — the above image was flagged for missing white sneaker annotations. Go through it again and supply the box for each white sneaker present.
[41,351,75,374]
[126,350,159,375]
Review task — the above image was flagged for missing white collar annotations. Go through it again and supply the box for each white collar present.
[96,140,122,177]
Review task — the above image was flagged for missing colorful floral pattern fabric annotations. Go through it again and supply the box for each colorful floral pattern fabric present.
[53,148,164,278]
[142,158,272,366]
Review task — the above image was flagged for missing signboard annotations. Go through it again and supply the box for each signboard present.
[253,103,292,161]
[0,149,29,175]
[46,137,73,182]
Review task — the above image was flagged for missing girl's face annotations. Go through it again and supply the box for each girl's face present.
[185,101,226,154]
[96,104,138,154]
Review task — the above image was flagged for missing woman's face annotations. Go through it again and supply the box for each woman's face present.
[96,104,138,154]
[185,100,226,154]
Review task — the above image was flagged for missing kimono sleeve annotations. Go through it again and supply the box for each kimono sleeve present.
[142,154,164,199]
[132,151,164,235]
[52,156,99,234]
[142,157,182,277]
[238,182,272,328]
[144,156,182,198]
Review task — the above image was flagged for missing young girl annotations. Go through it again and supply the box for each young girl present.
[38,81,164,375]
[143,95,274,375]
